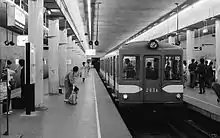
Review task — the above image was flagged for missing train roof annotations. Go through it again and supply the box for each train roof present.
[101,41,183,59]
[119,41,182,51]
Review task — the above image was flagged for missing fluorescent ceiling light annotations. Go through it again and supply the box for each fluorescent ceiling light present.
[169,12,175,16]
[181,4,188,9]
[160,18,166,21]
[88,0,91,38]
[50,9,60,12]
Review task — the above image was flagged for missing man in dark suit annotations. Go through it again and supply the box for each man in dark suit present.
[18,59,25,108]
[196,58,206,94]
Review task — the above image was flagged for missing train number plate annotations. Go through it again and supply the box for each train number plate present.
[146,88,158,93]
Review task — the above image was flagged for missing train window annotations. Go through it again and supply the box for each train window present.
[145,57,159,80]
[110,57,113,76]
[164,55,181,80]
[122,56,140,80]
[117,56,119,79]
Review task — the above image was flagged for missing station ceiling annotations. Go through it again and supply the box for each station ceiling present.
[85,0,202,55]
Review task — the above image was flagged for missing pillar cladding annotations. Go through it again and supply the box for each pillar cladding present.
[28,0,44,107]
[186,30,195,64]
[58,29,67,86]
[168,36,175,44]
[48,19,59,94]
[216,20,220,77]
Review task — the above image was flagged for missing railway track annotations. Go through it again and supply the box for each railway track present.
[168,119,219,138]
[99,73,220,138]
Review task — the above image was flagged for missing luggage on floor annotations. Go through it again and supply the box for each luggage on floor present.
[211,82,220,102]
[68,91,77,105]
[68,92,77,105]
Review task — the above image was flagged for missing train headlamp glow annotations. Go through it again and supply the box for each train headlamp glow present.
[123,94,128,99]
[176,94,181,99]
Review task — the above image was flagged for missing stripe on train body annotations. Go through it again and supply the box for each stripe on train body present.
[162,85,183,93]
[119,85,142,93]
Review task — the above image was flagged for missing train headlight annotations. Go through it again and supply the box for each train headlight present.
[123,94,128,99]
[176,94,181,99]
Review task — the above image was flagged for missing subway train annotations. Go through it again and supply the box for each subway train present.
[100,40,184,106]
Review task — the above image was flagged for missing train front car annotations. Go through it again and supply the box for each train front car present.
[118,40,183,106]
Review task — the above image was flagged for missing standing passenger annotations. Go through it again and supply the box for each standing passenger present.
[204,60,209,87]
[188,59,197,88]
[64,66,80,102]
[80,62,87,83]
[207,61,214,88]
[18,59,25,109]
[87,61,90,73]
[196,58,206,94]
[3,60,15,114]
[183,60,187,88]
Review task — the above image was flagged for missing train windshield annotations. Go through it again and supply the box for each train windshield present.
[122,56,140,80]
[145,57,159,80]
[164,55,181,80]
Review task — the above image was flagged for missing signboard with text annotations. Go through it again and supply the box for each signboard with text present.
[17,35,28,46]
[7,6,25,29]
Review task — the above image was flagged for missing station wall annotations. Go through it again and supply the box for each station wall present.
[180,34,216,64]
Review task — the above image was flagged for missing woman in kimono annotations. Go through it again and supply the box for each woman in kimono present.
[80,62,87,83]
[64,66,80,102]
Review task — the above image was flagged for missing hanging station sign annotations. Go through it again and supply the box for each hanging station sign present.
[7,6,25,29]
[85,49,96,56]
[24,42,36,84]
[66,59,71,64]
[17,35,28,46]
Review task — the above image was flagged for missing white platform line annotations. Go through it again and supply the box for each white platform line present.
[184,94,220,109]
[92,74,101,138]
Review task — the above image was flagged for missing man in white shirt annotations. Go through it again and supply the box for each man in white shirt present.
[4,60,16,114]
[216,65,220,84]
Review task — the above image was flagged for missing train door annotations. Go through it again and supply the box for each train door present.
[113,56,116,91]
[107,58,110,85]
[143,56,161,102]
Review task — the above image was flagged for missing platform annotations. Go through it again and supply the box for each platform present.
[0,69,131,138]
[183,87,220,122]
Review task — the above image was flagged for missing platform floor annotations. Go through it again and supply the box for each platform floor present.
[0,70,131,138]
[183,86,220,122]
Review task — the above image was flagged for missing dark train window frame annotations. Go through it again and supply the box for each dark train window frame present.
[164,55,182,81]
[144,57,159,80]
[122,55,140,80]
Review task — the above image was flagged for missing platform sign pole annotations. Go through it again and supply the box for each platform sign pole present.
[24,42,36,115]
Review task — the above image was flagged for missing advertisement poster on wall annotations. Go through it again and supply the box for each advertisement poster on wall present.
[0,82,7,101]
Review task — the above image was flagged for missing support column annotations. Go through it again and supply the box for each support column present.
[28,0,44,107]
[67,36,72,72]
[59,29,67,86]
[48,19,59,94]
[168,36,175,44]
[186,30,195,64]
[215,19,220,79]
